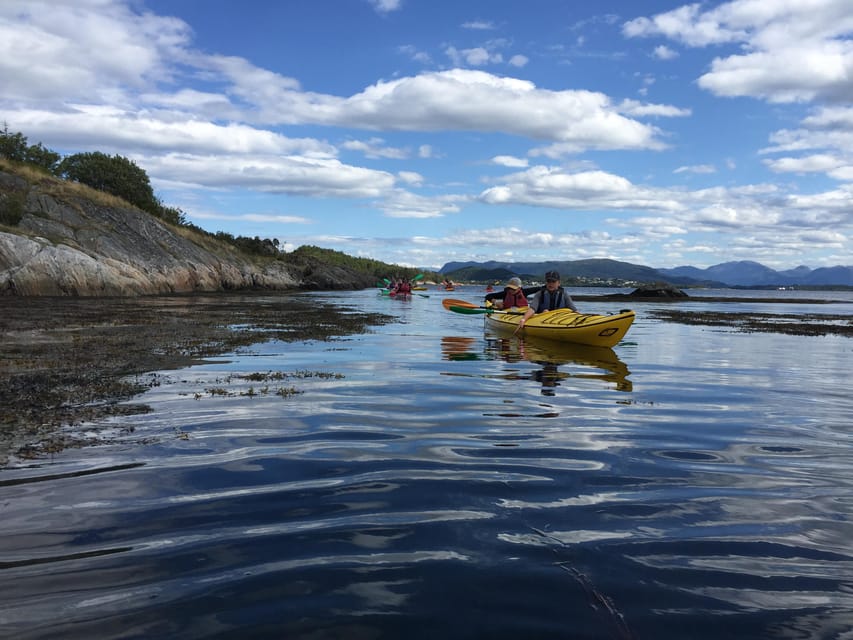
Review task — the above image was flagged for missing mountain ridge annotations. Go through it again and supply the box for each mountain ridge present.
[441,258,853,287]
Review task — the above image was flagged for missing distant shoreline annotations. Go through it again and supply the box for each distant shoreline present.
[573,293,851,304]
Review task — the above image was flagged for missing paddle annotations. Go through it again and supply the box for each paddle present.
[447,305,524,316]
[442,298,480,310]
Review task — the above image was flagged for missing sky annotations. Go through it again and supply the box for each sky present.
[2,0,852,271]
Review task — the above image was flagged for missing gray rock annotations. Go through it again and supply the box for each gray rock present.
[628,283,688,298]
[0,169,372,296]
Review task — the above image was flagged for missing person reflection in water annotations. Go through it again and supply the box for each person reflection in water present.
[489,337,567,395]
[488,336,631,394]
[532,361,562,396]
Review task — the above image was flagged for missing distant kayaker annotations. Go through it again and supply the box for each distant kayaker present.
[394,278,412,294]
[515,270,577,333]
[485,276,528,310]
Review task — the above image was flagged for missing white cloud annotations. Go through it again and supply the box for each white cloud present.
[479,166,683,211]
[191,211,311,225]
[508,54,529,67]
[0,1,686,157]
[491,155,529,168]
[462,20,495,30]
[694,204,776,228]
[4,106,337,157]
[797,229,846,245]
[828,165,853,180]
[368,0,401,14]
[341,137,409,159]
[759,105,853,180]
[802,106,853,128]
[379,190,466,218]
[397,171,424,186]
[446,46,504,67]
[0,0,191,105]
[699,43,853,103]
[399,44,432,64]
[653,45,678,60]
[618,99,691,118]
[674,164,717,174]
[623,3,746,47]
[310,70,680,152]
[763,153,843,174]
[624,0,853,103]
[144,153,396,198]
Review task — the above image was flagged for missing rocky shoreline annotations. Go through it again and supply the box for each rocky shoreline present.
[1,167,376,296]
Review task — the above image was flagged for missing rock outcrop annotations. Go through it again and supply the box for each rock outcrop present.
[0,169,373,295]
[627,283,688,298]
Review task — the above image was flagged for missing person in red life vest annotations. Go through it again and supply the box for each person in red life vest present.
[515,270,578,332]
[394,278,412,295]
[484,277,529,309]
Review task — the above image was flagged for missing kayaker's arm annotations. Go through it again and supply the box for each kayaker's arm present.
[514,307,537,335]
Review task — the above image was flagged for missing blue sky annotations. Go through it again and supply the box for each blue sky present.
[2,0,852,270]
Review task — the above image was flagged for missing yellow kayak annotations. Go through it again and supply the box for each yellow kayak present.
[484,307,635,348]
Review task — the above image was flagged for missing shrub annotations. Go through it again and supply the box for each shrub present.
[58,151,160,215]
[0,124,61,173]
[0,191,25,226]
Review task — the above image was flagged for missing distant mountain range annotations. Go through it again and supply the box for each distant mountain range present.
[440,259,853,288]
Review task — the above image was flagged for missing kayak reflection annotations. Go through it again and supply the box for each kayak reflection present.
[440,334,632,393]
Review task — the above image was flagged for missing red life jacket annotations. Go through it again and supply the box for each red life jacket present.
[502,287,527,308]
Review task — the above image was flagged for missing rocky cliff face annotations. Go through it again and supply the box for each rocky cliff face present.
[0,170,372,296]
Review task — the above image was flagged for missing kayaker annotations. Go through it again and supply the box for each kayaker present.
[515,270,577,332]
[395,278,412,294]
[485,277,528,310]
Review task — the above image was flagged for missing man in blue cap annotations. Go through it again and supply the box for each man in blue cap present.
[515,270,578,332]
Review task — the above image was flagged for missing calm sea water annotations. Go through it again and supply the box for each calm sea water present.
[2,287,853,639]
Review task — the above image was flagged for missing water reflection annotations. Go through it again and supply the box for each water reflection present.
[4,290,852,639]
[440,334,632,393]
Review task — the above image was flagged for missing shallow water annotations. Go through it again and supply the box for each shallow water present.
[2,288,853,639]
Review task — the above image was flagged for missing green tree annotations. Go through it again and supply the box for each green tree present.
[58,151,160,214]
[156,202,188,226]
[0,124,61,173]
[0,124,28,162]
[24,142,61,174]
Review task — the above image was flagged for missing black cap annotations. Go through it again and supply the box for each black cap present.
[545,270,560,281]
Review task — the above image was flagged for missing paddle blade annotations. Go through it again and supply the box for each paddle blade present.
[448,306,490,315]
[442,298,479,310]
[413,273,424,281]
